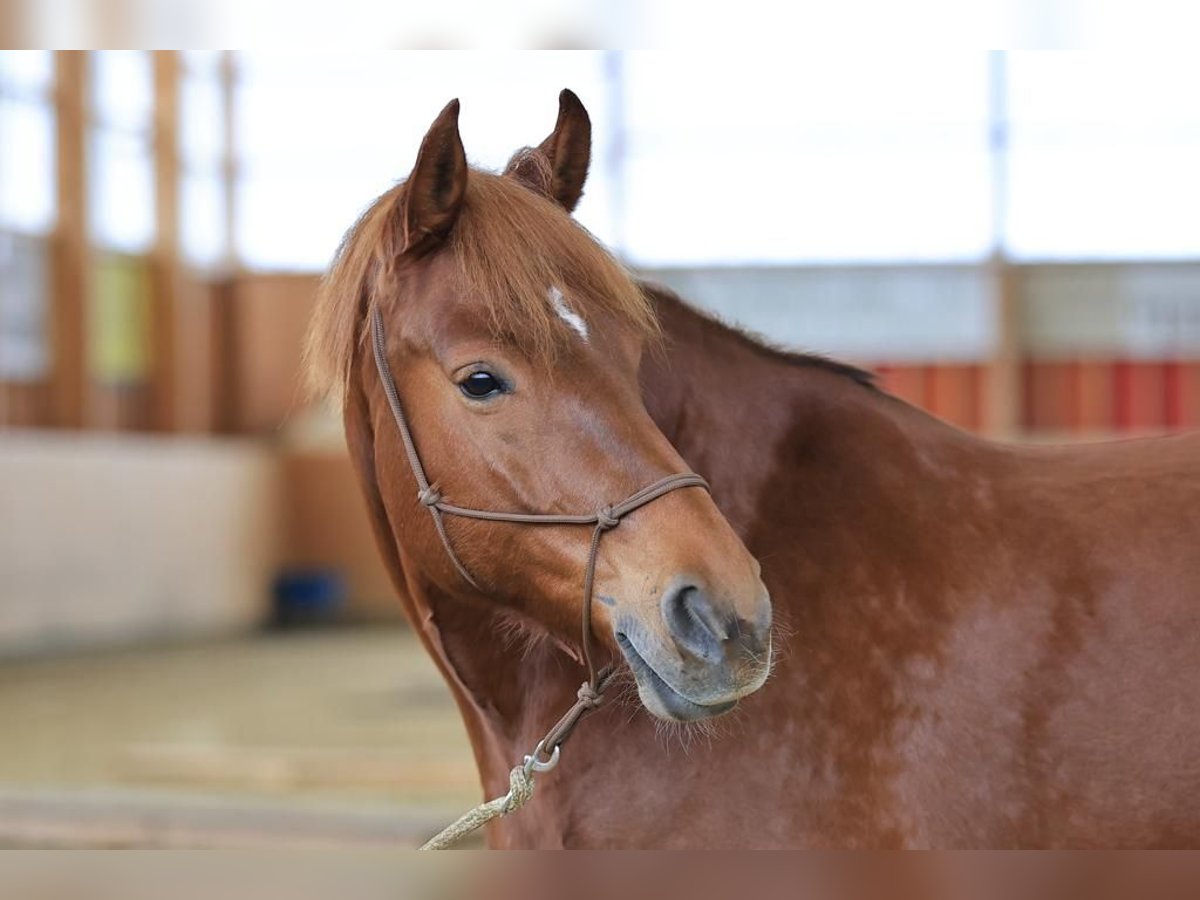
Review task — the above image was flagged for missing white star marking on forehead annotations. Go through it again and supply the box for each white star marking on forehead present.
[548,286,589,342]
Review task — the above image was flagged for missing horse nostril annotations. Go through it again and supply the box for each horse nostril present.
[661,583,728,661]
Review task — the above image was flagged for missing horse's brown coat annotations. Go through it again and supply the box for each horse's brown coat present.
[344,281,1200,848]
[328,96,1200,849]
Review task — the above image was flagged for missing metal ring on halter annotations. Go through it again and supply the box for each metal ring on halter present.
[523,740,561,776]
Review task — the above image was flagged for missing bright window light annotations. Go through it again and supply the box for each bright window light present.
[89,129,154,253]
[88,52,155,253]
[233,51,611,271]
[1006,52,1200,260]
[180,54,228,269]
[90,51,153,133]
[0,98,56,234]
[0,51,54,96]
[620,52,994,265]
[229,51,1200,271]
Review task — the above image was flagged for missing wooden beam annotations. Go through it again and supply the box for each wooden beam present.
[0,5,24,43]
[150,51,181,432]
[211,277,239,434]
[206,51,241,435]
[984,254,1022,439]
[219,51,238,272]
[49,51,88,430]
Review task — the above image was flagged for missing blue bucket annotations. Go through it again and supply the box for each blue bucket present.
[271,568,346,626]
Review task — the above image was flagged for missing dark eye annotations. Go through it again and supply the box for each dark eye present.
[459,371,504,399]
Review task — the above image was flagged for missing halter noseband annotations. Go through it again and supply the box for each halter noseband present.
[370,305,710,762]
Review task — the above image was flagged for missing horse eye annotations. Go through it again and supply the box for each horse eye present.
[459,371,503,399]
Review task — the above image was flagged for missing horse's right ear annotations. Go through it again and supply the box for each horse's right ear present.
[505,89,591,212]
[392,99,467,257]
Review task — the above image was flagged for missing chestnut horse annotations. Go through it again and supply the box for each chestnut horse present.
[309,93,1200,848]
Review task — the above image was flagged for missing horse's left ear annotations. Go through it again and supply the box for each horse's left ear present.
[505,88,591,212]
[395,98,468,255]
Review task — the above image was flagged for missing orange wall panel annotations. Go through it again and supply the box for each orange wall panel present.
[927,364,983,432]
[230,274,320,434]
[1114,361,1167,433]
[878,365,930,410]
[1024,361,1073,433]
[1072,361,1115,434]
[1173,362,1200,430]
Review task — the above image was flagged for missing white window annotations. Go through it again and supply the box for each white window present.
[0,50,53,94]
[180,51,228,270]
[229,51,1200,270]
[88,51,155,254]
[0,51,56,235]
[1005,52,1200,260]
[619,52,994,265]
[233,51,612,271]
[0,51,55,381]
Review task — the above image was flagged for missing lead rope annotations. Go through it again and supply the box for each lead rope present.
[370,307,708,849]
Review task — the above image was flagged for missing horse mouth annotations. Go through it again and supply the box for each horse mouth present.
[615,632,738,722]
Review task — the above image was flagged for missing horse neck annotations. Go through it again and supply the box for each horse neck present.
[347,291,979,816]
[639,286,972,547]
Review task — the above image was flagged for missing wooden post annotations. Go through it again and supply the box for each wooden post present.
[150,50,181,432]
[0,4,25,43]
[983,51,1022,439]
[50,51,89,430]
[985,254,1022,438]
[212,51,241,433]
[219,51,238,272]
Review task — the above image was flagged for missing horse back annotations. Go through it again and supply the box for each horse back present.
[900,430,1200,846]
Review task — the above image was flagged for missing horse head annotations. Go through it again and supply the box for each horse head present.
[311,94,772,722]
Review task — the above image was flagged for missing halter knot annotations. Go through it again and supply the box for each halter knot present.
[417,486,443,508]
[596,506,619,531]
[576,682,604,709]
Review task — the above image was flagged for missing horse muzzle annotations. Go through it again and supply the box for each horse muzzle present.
[614,582,773,722]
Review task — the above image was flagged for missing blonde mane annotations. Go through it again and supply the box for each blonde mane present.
[305,170,657,403]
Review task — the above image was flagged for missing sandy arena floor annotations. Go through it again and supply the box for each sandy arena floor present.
[0,627,480,847]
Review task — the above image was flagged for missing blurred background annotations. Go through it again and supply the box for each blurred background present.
[1,49,1198,846]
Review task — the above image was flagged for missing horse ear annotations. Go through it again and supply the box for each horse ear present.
[505,88,591,212]
[396,99,467,254]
